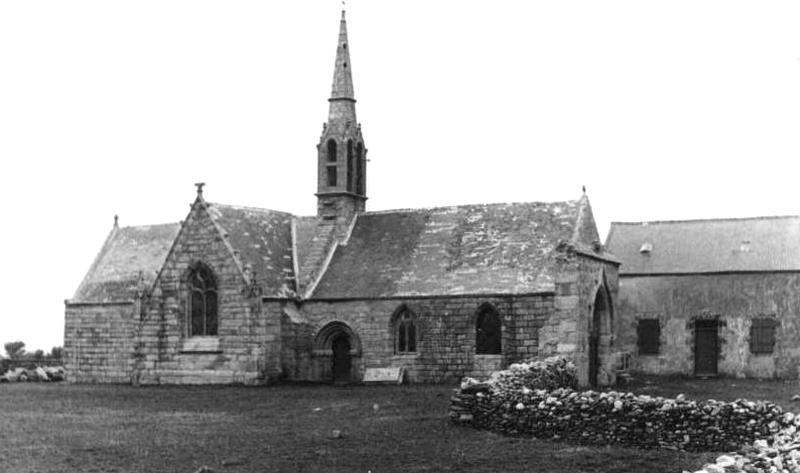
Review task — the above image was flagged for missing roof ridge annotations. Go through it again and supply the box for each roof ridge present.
[209,202,293,216]
[118,222,181,230]
[363,199,581,216]
[611,215,800,226]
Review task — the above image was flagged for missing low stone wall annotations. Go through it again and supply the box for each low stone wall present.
[450,356,800,471]
[451,386,785,452]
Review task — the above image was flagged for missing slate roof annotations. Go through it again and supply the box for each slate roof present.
[294,216,320,273]
[606,216,800,275]
[73,194,614,302]
[294,216,339,295]
[311,198,613,298]
[71,223,181,302]
[206,204,296,297]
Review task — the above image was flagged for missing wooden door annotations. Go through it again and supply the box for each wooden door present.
[694,320,718,375]
[332,336,351,384]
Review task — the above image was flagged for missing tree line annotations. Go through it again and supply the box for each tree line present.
[1,341,64,372]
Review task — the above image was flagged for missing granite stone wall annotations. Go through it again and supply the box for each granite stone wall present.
[297,294,554,383]
[133,203,283,385]
[64,302,136,383]
[541,255,620,386]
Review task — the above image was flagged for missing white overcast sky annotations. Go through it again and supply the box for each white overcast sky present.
[1,1,798,352]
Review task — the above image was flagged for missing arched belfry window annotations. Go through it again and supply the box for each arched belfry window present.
[326,139,337,163]
[356,142,365,195]
[476,303,501,354]
[394,305,417,354]
[346,140,354,192]
[188,263,218,336]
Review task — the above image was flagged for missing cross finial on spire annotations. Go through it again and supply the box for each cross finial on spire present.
[582,185,586,195]
[114,214,119,226]
[195,182,205,196]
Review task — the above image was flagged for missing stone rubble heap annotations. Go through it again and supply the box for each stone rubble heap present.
[690,413,800,473]
[475,356,579,394]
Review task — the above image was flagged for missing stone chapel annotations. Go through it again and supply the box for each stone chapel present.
[64,11,620,387]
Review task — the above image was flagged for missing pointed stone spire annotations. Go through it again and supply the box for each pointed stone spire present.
[316,9,368,224]
[330,10,355,103]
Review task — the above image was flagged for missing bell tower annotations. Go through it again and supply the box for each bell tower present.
[316,10,367,223]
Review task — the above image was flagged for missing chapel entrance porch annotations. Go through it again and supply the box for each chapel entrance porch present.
[588,285,613,388]
[313,321,361,384]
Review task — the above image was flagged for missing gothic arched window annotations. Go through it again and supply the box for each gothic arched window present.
[476,303,501,354]
[394,306,417,354]
[346,140,354,192]
[327,139,337,163]
[188,264,218,336]
[356,142,365,195]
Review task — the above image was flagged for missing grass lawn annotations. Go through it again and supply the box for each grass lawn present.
[2,377,797,473]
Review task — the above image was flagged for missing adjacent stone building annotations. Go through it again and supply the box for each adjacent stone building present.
[64,11,620,387]
[606,217,800,379]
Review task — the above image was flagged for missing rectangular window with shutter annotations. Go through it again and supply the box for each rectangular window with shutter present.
[750,318,776,354]
[637,319,660,355]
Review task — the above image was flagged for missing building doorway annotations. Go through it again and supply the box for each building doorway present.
[694,319,718,375]
[588,285,612,388]
[332,335,351,384]
[313,321,360,384]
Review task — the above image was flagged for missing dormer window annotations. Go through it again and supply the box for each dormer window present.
[640,242,653,254]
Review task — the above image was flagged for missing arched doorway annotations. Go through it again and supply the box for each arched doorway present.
[332,335,352,384]
[589,286,612,387]
[314,321,360,384]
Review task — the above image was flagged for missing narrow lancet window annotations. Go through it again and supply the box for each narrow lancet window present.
[347,140,354,192]
[356,142,365,195]
[394,306,417,353]
[327,139,337,163]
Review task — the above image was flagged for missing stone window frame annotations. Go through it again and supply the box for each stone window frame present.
[475,302,502,355]
[391,304,418,355]
[186,261,219,338]
[749,316,777,355]
[636,318,660,355]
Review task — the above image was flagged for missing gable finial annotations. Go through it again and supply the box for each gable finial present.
[195,182,205,196]
[114,214,119,226]
[582,185,586,195]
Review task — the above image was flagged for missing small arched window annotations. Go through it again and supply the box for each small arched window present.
[327,139,337,163]
[394,306,417,354]
[356,142,365,195]
[476,303,501,354]
[188,264,218,336]
[346,140,354,192]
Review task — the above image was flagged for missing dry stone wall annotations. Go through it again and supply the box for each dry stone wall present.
[450,357,787,453]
